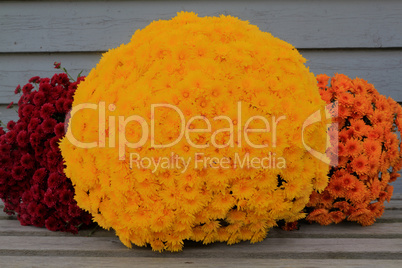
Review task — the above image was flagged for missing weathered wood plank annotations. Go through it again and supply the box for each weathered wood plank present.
[272,222,402,238]
[1,0,402,53]
[376,210,402,223]
[384,199,402,210]
[0,219,401,239]
[0,215,17,221]
[0,221,114,238]
[1,49,402,106]
[0,236,401,259]
[0,256,401,268]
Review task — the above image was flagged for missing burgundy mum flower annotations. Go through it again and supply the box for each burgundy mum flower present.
[34,145,45,159]
[45,216,60,231]
[66,224,79,234]
[46,151,59,167]
[29,132,41,147]
[66,88,76,99]
[30,184,43,201]
[29,76,41,83]
[56,73,69,85]
[49,137,60,152]
[59,189,73,205]
[63,99,73,111]
[54,62,61,69]
[32,168,47,184]
[28,91,36,103]
[68,204,82,218]
[22,83,34,94]
[21,190,33,203]
[14,122,27,133]
[35,203,48,218]
[0,144,12,156]
[16,131,29,147]
[55,98,66,112]
[21,153,35,169]
[44,189,57,208]
[41,118,57,134]
[50,74,58,86]
[14,84,21,94]
[50,85,63,101]
[54,123,65,138]
[7,120,16,131]
[39,82,52,93]
[27,202,37,215]
[41,77,51,84]
[0,168,9,181]
[11,166,25,181]
[22,105,35,117]
[5,130,17,144]
[40,103,56,119]
[33,91,46,106]
[0,68,90,234]
[18,210,31,226]
[47,172,60,189]
[28,118,41,133]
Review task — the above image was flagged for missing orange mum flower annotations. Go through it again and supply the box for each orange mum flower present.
[306,208,331,225]
[390,172,400,183]
[307,191,321,207]
[338,104,352,119]
[367,202,384,218]
[367,157,380,176]
[375,95,390,113]
[367,125,384,140]
[350,119,370,137]
[338,129,349,143]
[327,178,345,198]
[363,139,382,157]
[344,138,362,157]
[320,89,333,103]
[329,211,346,224]
[353,95,370,115]
[317,74,330,89]
[351,154,369,175]
[337,143,347,157]
[351,78,368,95]
[346,180,367,204]
[333,201,350,213]
[319,190,334,209]
[301,74,402,227]
[367,178,381,199]
[385,185,394,203]
[338,92,354,106]
[340,174,356,190]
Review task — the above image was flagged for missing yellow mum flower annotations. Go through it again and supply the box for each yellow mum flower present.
[60,12,329,251]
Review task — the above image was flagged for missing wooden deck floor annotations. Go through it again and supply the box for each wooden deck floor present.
[1,194,402,268]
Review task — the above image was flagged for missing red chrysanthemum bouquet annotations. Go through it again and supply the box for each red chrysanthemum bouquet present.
[0,64,92,233]
[305,74,402,226]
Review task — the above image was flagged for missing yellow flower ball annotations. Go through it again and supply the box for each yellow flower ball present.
[60,12,329,251]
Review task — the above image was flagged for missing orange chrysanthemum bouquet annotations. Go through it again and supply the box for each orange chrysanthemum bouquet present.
[60,12,330,251]
[305,74,402,226]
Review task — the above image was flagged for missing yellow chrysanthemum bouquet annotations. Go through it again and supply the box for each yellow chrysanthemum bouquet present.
[60,12,330,251]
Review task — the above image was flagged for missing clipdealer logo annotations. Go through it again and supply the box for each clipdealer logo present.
[64,101,338,172]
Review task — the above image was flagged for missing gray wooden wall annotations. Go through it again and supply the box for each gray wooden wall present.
[1,0,402,192]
